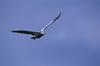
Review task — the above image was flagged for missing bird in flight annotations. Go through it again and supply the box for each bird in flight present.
[12,12,61,40]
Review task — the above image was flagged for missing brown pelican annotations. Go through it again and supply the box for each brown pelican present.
[12,12,61,39]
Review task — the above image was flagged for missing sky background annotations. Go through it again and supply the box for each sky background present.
[0,0,100,66]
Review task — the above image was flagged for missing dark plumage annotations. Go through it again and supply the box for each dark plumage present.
[12,12,61,40]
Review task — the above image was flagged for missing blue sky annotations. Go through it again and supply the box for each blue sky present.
[0,0,100,66]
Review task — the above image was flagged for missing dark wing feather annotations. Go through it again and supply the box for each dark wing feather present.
[12,30,35,35]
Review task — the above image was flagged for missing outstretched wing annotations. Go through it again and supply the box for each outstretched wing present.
[12,30,37,35]
[41,12,61,32]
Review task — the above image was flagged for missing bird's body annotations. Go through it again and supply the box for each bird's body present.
[12,12,61,40]
[12,30,44,39]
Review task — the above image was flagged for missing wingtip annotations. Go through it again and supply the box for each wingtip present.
[60,11,61,14]
[11,30,17,33]
[59,11,61,15]
[58,11,61,17]
[11,31,14,32]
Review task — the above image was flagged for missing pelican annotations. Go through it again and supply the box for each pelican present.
[12,12,61,39]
